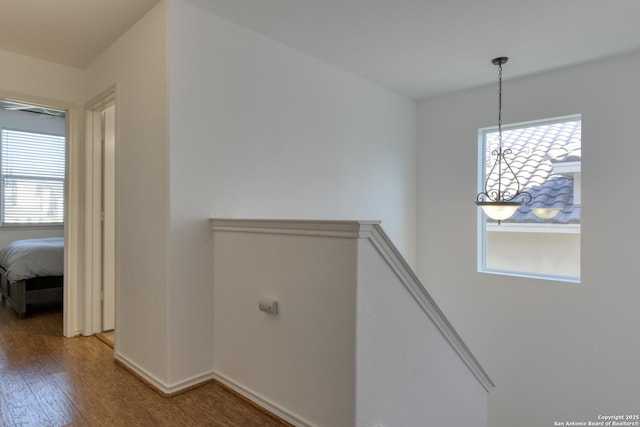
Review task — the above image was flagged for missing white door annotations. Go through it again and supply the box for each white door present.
[101,104,116,331]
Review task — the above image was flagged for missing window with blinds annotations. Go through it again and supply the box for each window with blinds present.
[1,129,65,224]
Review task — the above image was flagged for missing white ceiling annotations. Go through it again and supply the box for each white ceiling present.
[0,0,161,69]
[190,0,640,99]
[2,0,640,99]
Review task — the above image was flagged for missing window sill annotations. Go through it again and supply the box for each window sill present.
[0,223,64,231]
[479,268,580,284]
[486,222,580,234]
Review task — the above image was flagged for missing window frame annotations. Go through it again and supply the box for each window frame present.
[477,114,581,283]
[0,127,66,227]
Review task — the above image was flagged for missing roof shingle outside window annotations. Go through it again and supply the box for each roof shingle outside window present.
[484,119,581,224]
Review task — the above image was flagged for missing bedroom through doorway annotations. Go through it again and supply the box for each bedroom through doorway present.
[0,98,67,322]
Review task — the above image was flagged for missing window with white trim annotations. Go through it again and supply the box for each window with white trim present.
[1,129,66,225]
[478,115,581,282]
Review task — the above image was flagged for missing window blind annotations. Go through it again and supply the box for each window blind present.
[1,129,65,224]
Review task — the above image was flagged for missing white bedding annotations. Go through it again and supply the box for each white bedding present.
[0,237,64,282]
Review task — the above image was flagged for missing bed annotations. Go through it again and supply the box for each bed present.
[0,237,64,318]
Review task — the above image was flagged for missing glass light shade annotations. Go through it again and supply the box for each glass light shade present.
[531,207,561,219]
[477,202,521,221]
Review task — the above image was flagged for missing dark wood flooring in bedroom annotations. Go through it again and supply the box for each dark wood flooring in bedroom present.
[0,301,290,427]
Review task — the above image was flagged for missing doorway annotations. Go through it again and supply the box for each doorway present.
[0,99,67,320]
[85,91,116,337]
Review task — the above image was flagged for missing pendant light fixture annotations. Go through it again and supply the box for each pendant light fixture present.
[476,57,531,223]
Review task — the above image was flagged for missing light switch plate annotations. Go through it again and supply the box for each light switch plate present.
[258,298,278,315]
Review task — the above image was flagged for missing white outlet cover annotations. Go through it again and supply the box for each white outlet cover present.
[259,298,278,315]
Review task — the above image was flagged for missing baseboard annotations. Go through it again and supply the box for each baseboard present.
[212,371,313,427]
[113,353,305,425]
[114,351,214,396]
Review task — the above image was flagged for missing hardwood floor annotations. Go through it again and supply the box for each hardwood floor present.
[0,301,290,427]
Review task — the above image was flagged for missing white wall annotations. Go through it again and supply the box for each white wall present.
[417,51,640,426]
[0,51,85,104]
[84,2,171,387]
[168,0,417,263]
[166,0,417,389]
[211,225,358,426]
[356,237,488,427]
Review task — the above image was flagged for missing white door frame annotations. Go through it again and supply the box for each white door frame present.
[84,88,116,335]
[64,100,82,338]
[101,104,116,331]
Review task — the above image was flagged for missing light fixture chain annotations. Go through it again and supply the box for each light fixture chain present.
[497,61,503,200]
[498,61,503,144]
[476,56,532,223]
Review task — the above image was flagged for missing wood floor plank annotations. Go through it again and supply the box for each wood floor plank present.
[20,369,82,426]
[0,368,54,426]
[0,392,17,427]
[0,301,291,426]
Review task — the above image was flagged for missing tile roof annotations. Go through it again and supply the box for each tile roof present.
[484,119,581,224]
